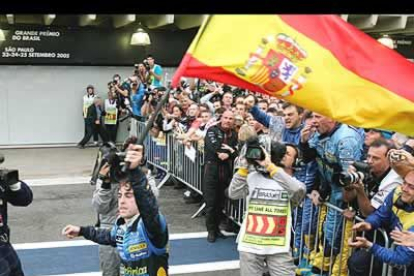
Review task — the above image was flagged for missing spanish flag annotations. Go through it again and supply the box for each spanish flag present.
[172,15,414,136]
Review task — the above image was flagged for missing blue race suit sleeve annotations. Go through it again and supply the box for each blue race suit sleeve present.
[371,240,414,266]
[250,105,271,128]
[337,136,362,171]
[80,226,116,247]
[128,168,168,249]
[365,190,395,230]
[6,181,33,207]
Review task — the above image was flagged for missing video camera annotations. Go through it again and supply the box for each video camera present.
[91,142,147,184]
[245,138,266,163]
[143,59,151,71]
[0,154,19,190]
[339,161,373,187]
[244,138,286,168]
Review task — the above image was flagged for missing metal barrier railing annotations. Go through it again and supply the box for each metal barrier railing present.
[132,120,409,276]
[291,198,400,276]
[136,121,169,172]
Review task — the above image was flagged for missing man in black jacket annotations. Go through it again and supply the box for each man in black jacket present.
[0,165,33,276]
[78,97,108,148]
[203,110,238,242]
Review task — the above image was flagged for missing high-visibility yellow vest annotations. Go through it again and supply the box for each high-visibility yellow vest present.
[83,94,96,118]
[104,99,118,125]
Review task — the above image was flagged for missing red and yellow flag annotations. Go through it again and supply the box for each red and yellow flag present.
[172,15,414,136]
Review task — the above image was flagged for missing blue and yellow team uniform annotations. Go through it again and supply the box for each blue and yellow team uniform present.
[80,168,169,276]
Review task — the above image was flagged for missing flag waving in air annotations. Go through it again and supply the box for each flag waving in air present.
[172,15,414,136]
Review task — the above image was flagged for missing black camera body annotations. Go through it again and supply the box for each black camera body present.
[91,142,147,184]
[143,59,151,71]
[245,138,266,164]
[0,155,19,189]
[339,161,373,187]
[245,138,287,171]
[0,169,19,187]
[90,142,126,184]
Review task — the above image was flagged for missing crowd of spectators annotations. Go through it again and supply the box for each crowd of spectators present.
[79,55,414,276]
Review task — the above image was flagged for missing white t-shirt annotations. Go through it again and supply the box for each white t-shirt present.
[370,169,403,209]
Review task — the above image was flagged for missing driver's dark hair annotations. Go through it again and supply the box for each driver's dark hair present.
[270,141,287,167]
[122,136,138,151]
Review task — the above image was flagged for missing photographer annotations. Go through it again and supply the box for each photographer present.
[0,158,33,276]
[141,88,166,119]
[344,139,403,276]
[63,144,169,276]
[363,128,393,159]
[228,141,306,276]
[348,170,414,276]
[145,55,163,89]
[343,139,402,217]
[245,95,319,264]
[135,63,150,87]
[112,74,131,110]
[130,80,145,117]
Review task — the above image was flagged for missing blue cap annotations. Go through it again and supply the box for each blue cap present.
[380,130,394,140]
[365,128,394,140]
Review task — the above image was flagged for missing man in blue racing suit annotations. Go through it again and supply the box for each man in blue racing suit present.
[63,144,169,276]
[300,112,363,276]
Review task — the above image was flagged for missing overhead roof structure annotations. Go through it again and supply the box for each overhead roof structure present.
[0,14,209,30]
[0,14,413,35]
[342,14,414,36]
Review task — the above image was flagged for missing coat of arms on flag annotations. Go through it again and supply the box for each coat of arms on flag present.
[235,33,312,97]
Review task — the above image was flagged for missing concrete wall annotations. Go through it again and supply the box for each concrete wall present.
[0,65,176,146]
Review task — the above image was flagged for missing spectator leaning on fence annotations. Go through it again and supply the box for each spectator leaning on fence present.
[349,170,414,276]
[179,103,202,142]
[228,141,306,276]
[162,105,187,134]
